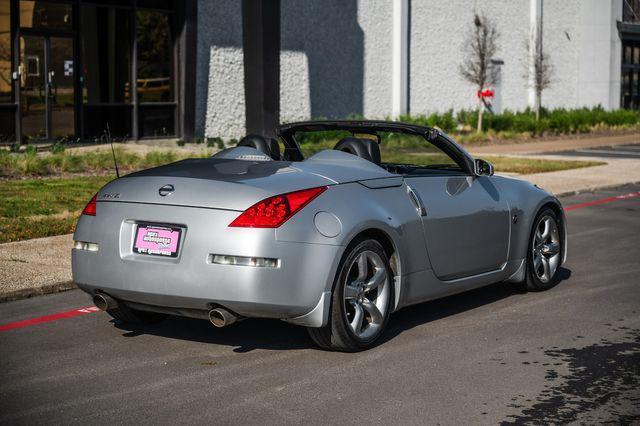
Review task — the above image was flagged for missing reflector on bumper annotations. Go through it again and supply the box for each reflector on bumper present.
[210,254,279,268]
[74,241,99,252]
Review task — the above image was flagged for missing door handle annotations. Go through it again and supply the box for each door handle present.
[406,185,427,217]
[47,71,55,99]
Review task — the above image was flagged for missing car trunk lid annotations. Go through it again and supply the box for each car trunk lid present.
[97,158,334,211]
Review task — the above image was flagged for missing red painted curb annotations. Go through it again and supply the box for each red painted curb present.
[0,306,100,332]
[564,191,640,212]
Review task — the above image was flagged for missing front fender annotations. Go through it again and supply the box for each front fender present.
[494,176,567,265]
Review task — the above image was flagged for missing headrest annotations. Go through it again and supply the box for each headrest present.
[238,134,281,160]
[333,137,381,165]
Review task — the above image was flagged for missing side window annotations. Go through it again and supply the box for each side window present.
[379,132,466,175]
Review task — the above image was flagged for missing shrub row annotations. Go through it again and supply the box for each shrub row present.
[401,107,640,135]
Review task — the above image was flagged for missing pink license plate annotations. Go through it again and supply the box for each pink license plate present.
[133,224,182,258]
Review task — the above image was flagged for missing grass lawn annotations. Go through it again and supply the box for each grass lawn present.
[0,152,603,243]
[0,176,112,243]
[0,148,208,178]
[386,152,605,174]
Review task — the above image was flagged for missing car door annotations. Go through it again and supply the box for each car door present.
[401,140,511,281]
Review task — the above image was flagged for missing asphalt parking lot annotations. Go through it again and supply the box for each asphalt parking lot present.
[1,184,639,424]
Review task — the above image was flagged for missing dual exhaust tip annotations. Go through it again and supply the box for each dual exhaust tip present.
[93,293,118,311]
[208,308,238,328]
[93,293,237,328]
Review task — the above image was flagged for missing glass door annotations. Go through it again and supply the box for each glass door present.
[19,35,75,140]
[49,37,75,138]
[19,35,46,140]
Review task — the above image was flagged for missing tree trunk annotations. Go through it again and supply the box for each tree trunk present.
[477,98,484,133]
[535,91,541,121]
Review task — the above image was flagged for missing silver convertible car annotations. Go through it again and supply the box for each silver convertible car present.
[73,121,567,351]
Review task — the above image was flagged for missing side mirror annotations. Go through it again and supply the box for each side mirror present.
[474,158,494,176]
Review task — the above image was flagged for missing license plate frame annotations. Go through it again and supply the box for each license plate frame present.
[133,223,183,258]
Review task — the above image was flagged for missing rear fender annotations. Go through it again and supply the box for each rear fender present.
[276,182,431,309]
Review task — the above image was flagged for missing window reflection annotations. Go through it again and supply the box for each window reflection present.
[81,5,131,103]
[20,1,73,30]
[0,0,11,103]
[136,9,173,102]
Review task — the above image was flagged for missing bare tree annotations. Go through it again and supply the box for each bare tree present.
[527,30,553,121]
[459,13,499,133]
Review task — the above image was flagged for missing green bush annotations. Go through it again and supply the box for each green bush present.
[50,142,66,154]
[207,137,224,149]
[25,144,37,155]
[399,110,457,133]
[292,107,639,150]
[462,107,640,135]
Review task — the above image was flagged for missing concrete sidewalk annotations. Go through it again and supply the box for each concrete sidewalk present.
[468,133,640,195]
[494,154,640,196]
[0,234,74,302]
[469,132,639,155]
[1,132,639,302]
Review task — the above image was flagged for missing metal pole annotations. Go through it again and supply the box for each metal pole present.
[241,0,280,138]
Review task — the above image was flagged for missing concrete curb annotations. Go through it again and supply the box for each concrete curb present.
[0,281,77,303]
[553,181,640,198]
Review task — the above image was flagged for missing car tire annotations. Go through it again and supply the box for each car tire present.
[525,208,563,291]
[307,238,394,352]
[106,303,167,324]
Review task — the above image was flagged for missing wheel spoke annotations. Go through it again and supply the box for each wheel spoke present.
[533,252,542,274]
[350,302,364,334]
[344,283,359,300]
[542,242,560,256]
[540,217,551,240]
[361,299,383,324]
[364,267,385,292]
[355,253,368,282]
[535,229,543,244]
[549,253,560,277]
[541,256,551,282]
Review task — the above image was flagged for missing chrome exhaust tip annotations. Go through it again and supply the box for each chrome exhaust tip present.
[93,293,118,311]
[208,308,237,328]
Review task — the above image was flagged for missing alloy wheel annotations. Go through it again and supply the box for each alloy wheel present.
[532,215,561,283]
[342,250,390,340]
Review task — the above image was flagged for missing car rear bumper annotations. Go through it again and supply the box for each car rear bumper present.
[72,201,343,325]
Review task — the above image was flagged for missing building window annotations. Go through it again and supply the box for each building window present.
[622,40,640,110]
[623,0,640,23]
[79,0,177,140]
[0,0,11,103]
[20,0,73,30]
[81,5,131,104]
[81,4,132,138]
[0,0,14,142]
[136,9,172,102]
[3,0,189,143]
[136,6,175,137]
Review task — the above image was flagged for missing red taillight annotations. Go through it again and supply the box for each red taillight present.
[229,186,328,228]
[82,193,97,216]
